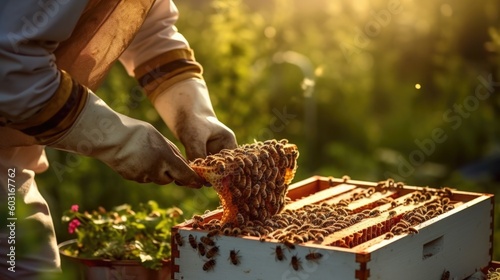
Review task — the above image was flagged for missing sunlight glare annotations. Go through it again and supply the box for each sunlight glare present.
[264,26,276,38]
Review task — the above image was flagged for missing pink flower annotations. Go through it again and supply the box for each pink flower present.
[70,204,79,212]
[68,219,81,234]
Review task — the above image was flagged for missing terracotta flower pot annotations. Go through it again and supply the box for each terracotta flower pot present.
[58,240,171,280]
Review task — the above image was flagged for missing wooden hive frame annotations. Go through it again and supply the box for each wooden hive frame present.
[171,176,494,280]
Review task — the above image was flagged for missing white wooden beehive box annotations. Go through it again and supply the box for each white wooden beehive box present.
[171,176,494,280]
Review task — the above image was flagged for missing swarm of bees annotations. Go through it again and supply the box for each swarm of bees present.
[174,175,458,273]
[190,139,299,225]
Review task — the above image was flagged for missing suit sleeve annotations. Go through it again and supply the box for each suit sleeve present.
[0,1,91,143]
[119,0,203,103]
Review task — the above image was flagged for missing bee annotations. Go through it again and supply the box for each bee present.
[200,236,215,246]
[233,157,245,168]
[188,234,197,249]
[420,191,431,200]
[426,209,437,218]
[202,259,216,271]
[385,178,395,188]
[197,242,206,256]
[314,232,325,241]
[441,197,450,205]
[404,198,413,205]
[268,191,277,205]
[299,224,311,231]
[396,220,410,229]
[236,213,245,226]
[242,183,252,199]
[410,212,426,223]
[204,155,216,163]
[248,153,259,164]
[269,167,279,182]
[288,155,297,169]
[238,169,247,184]
[305,251,323,263]
[444,204,454,212]
[222,227,232,236]
[266,144,278,156]
[341,175,351,182]
[267,156,275,168]
[366,187,376,196]
[243,157,253,167]
[252,184,260,195]
[291,234,305,243]
[231,168,241,181]
[336,208,349,216]
[232,227,242,236]
[391,201,398,208]
[206,246,220,259]
[192,221,200,230]
[240,202,250,214]
[173,232,184,246]
[442,187,453,197]
[388,210,397,218]
[229,249,241,265]
[251,167,262,181]
[408,227,419,234]
[376,180,387,188]
[250,208,259,218]
[259,149,270,160]
[232,187,242,198]
[192,214,204,222]
[216,162,225,173]
[280,155,289,168]
[283,240,296,250]
[207,229,220,238]
[253,196,261,208]
[369,209,381,217]
[274,245,286,261]
[391,226,405,235]
[441,270,450,280]
[191,158,204,165]
[291,255,302,271]
[337,199,349,207]
[276,219,288,228]
[261,188,268,199]
[224,154,235,163]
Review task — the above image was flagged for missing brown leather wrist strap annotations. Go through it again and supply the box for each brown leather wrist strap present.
[7,70,89,144]
[134,48,203,103]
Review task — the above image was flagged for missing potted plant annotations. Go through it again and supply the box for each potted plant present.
[59,201,182,280]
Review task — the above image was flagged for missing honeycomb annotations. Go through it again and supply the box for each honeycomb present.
[190,139,299,225]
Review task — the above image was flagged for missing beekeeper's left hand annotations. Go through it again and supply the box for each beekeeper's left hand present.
[153,78,238,160]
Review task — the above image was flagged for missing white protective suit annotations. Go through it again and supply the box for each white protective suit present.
[0,0,237,278]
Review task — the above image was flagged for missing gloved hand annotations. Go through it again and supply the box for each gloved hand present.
[153,78,238,160]
[49,91,205,187]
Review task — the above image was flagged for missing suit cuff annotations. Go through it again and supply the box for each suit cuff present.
[134,48,203,103]
[7,70,89,144]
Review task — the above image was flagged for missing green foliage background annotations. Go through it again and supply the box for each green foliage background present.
[38,0,500,261]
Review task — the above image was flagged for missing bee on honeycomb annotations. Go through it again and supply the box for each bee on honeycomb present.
[190,139,299,225]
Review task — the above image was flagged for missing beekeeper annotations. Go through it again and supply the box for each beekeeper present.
[0,0,237,278]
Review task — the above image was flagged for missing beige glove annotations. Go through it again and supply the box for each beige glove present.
[49,91,205,187]
[153,78,238,160]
